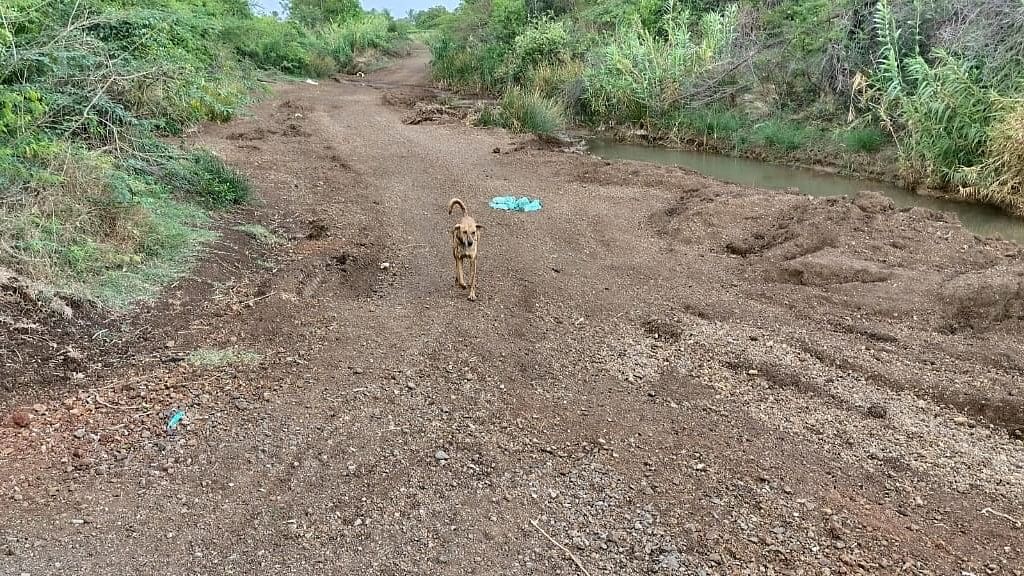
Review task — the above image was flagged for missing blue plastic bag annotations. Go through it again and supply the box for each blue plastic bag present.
[167,409,185,432]
[489,196,542,212]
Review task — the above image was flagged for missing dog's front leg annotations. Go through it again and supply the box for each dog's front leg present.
[467,257,478,301]
[455,257,466,289]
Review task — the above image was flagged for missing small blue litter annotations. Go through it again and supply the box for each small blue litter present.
[489,196,542,212]
[166,409,185,432]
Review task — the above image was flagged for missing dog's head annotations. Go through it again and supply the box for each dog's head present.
[453,222,483,249]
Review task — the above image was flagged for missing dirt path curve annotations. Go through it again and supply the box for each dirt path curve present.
[3,47,1024,575]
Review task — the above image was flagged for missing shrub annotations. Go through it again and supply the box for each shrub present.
[501,18,570,83]
[305,52,341,77]
[222,17,312,73]
[475,105,502,127]
[526,59,586,119]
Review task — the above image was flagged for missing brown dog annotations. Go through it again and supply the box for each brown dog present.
[448,198,483,301]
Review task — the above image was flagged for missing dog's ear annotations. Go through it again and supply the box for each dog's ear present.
[474,223,484,230]
[452,224,461,234]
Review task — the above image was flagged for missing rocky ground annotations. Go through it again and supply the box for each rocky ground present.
[2,48,1023,575]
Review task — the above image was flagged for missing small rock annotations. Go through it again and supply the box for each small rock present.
[352,368,364,375]
[73,428,88,439]
[953,416,969,426]
[70,519,85,525]
[31,404,47,414]
[866,404,887,419]
[435,450,449,462]
[657,551,682,571]
[492,147,501,154]
[11,411,31,428]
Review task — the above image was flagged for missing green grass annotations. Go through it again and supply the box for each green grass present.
[234,224,285,246]
[753,119,813,152]
[497,87,567,135]
[666,106,744,140]
[178,150,252,208]
[93,200,218,308]
[839,126,887,153]
[187,347,261,367]
[475,106,502,128]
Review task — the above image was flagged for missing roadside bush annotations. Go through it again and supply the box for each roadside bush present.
[222,17,313,74]
[501,18,570,83]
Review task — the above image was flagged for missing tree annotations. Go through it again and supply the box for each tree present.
[286,0,361,26]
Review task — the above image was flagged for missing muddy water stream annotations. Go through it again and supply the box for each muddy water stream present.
[585,140,1024,244]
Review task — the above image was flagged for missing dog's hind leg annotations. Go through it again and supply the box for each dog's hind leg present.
[467,258,478,301]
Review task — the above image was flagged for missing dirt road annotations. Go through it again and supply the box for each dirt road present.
[3,48,1024,575]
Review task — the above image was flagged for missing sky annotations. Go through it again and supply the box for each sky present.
[252,0,461,17]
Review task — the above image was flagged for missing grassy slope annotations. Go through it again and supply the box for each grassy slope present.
[0,0,408,309]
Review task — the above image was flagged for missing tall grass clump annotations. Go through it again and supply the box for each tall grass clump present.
[659,105,744,141]
[583,7,739,127]
[964,99,1024,214]
[865,0,1002,186]
[839,126,886,153]
[497,87,567,135]
[754,119,812,152]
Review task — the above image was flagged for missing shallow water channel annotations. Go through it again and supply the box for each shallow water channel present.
[585,139,1024,244]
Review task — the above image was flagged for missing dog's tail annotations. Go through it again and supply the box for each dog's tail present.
[448,198,467,215]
